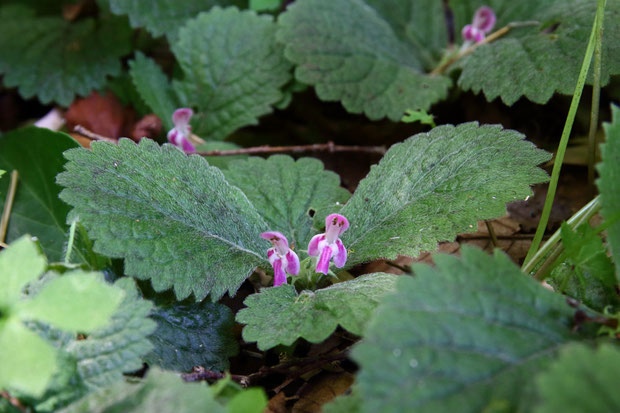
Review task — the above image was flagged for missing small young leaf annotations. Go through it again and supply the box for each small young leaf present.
[597,104,620,278]
[340,122,550,267]
[0,235,46,307]
[277,0,452,120]
[128,52,179,131]
[227,388,269,413]
[533,343,620,413]
[145,299,238,372]
[0,127,80,262]
[237,273,397,350]
[57,139,269,300]
[16,271,124,333]
[456,0,620,105]
[102,0,244,39]
[0,5,132,106]
[0,319,58,397]
[224,155,351,249]
[353,247,587,413]
[171,7,293,140]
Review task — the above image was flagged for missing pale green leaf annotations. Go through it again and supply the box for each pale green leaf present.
[102,0,243,39]
[0,170,5,178]
[0,127,80,262]
[533,343,620,413]
[128,52,179,131]
[276,0,452,121]
[353,247,587,413]
[0,235,46,307]
[227,388,268,413]
[0,318,57,397]
[340,122,550,267]
[57,138,269,300]
[224,155,350,249]
[17,271,124,332]
[171,7,293,140]
[237,273,397,350]
[58,368,224,413]
[456,0,620,105]
[597,104,620,279]
[0,5,132,105]
[145,299,238,372]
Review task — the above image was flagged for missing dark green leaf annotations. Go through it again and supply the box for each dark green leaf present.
[0,127,80,262]
[353,247,588,413]
[340,122,550,267]
[237,273,397,350]
[224,155,350,249]
[57,139,269,300]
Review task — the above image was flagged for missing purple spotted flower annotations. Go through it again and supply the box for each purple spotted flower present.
[167,108,195,152]
[462,6,496,43]
[308,214,349,275]
[260,231,300,287]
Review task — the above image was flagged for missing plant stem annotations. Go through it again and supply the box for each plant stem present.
[522,1,606,268]
[485,220,499,248]
[587,0,606,192]
[0,170,19,244]
[523,196,600,275]
[64,219,78,265]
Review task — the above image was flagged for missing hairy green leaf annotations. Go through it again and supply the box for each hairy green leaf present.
[58,369,226,413]
[17,271,124,333]
[0,5,132,105]
[237,273,397,350]
[57,139,269,300]
[533,343,620,413]
[102,0,243,39]
[598,104,620,278]
[354,247,587,413]
[171,7,292,140]
[277,0,451,121]
[128,52,179,131]
[145,299,237,372]
[340,122,550,267]
[549,224,617,311]
[0,127,80,262]
[0,235,46,307]
[456,0,620,105]
[224,155,350,249]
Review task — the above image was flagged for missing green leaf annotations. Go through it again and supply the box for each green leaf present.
[598,104,620,278]
[401,109,436,127]
[237,273,397,350]
[549,224,617,311]
[16,271,125,332]
[0,170,5,178]
[102,0,243,39]
[57,139,269,300]
[128,52,179,131]
[0,318,58,397]
[277,0,452,121]
[249,0,282,12]
[58,368,225,413]
[224,155,350,249]
[145,299,238,372]
[227,388,268,413]
[340,122,550,267]
[0,5,132,105]
[171,7,293,140]
[0,235,46,307]
[533,343,620,413]
[0,127,80,262]
[456,0,620,105]
[324,391,362,413]
[353,247,587,413]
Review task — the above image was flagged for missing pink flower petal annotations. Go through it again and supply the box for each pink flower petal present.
[316,246,332,274]
[473,6,496,33]
[333,239,347,268]
[172,108,193,127]
[272,258,287,287]
[308,234,324,256]
[167,130,179,145]
[286,250,300,275]
[325,213,349,235]
[181,137,195,153]
[260,231,289,255]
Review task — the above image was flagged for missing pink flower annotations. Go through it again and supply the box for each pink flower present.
[462,6,496,43]
[308,214,349,274]
[260,231,300,287]
[167,108,195,152]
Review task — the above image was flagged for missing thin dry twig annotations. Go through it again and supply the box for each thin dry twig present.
[1,391,27,413]
[0,170,19,244]
[73,124,386,156]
